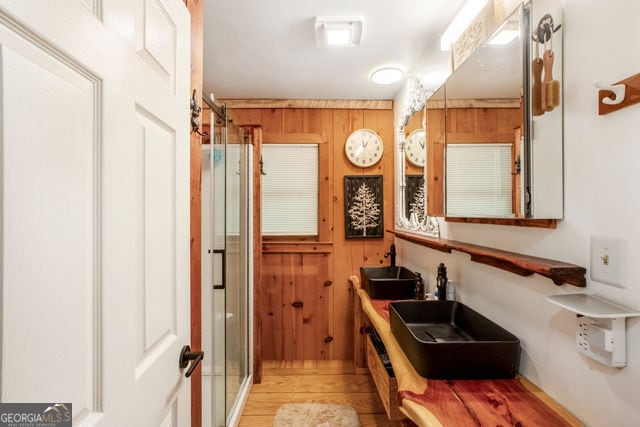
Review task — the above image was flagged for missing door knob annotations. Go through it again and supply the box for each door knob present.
[179,345,204,378]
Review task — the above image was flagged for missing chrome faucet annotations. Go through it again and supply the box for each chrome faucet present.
[384,243,396,267]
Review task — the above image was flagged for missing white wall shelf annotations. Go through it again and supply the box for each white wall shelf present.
[547,294,640,318]
[547,293,640,368]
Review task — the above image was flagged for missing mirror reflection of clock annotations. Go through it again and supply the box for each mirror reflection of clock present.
[405,129,426,167]
[345,129,384,167]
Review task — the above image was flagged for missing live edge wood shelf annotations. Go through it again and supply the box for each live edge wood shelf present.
[389,229,586,287]
[350,276,582,426]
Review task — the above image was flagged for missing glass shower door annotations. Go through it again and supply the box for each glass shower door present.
[202,103,250,427]
[223,123,250,422]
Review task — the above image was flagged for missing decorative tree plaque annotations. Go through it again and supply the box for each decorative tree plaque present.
[344,175,383,239]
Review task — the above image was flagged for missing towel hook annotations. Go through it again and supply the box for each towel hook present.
[594,79,626,105]
[190,89,209,137]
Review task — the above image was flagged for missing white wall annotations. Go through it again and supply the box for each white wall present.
[394,1,640,425]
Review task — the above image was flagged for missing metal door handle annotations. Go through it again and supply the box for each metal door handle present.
[179,345,204,378]
[208,249,226,289]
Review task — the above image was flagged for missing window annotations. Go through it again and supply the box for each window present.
[262,144,318,235]
[446,143,513,217]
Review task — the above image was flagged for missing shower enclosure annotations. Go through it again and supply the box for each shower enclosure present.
[201,98,252,426]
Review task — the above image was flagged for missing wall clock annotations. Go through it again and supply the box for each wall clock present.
[345,129,384,167]
[405,129,426,167]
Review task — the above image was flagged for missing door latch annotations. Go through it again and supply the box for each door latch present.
[179,345,204,378]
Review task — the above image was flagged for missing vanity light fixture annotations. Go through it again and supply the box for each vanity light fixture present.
[440,0,489,51]
[370,67,404,85]
[315,16,363,47]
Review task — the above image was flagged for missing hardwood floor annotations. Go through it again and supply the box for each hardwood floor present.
[238,360,404,426]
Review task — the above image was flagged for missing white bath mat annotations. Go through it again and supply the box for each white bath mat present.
[273,403,360,427]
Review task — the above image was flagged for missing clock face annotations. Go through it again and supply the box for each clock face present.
[345,129,384,167]
[405,129,426,167]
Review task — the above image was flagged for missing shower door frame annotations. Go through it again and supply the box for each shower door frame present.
[202,96,253,427]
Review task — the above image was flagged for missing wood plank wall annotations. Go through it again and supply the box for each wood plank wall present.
[232,107,395,361]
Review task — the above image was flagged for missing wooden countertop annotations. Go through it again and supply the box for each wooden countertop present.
[349,275,582,427]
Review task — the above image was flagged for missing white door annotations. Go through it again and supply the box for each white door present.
[0,1,191,426]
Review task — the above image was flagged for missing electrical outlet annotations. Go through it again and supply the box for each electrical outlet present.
[590,237,626,288]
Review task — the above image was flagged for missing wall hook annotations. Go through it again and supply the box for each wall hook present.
[594,79,626,105]
[531,14,561,43]
[259,156,267,176]
[596,73,640,115]
[190,89,209,137]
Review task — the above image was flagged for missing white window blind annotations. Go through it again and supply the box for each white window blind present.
[262,144,318,235]
[446,143,513,217]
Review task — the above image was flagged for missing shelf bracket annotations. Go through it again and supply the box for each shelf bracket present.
[547,293,640,367]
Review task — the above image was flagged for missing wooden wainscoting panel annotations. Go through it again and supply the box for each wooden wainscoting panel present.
[261,253,284,360]
[273,252,334,360]
[282,253,305,360]
[302,253,332,360]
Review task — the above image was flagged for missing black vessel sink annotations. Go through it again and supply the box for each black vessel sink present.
[360,266,417,300]
[389,300,520,379]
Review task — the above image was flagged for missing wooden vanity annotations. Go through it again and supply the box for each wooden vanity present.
[350,275,582,426]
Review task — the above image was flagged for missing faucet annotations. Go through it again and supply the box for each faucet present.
[384,243,396,267]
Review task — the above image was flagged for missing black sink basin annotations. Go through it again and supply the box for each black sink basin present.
[360,266,417,300]
[389,300,520,379]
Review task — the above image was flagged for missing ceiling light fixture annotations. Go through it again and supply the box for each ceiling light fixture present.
[315,16,363,47]
[440,0,489,51]
[370,67,404,85]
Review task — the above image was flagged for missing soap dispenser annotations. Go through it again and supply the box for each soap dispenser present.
[414,272,425,300]
[436,263,448,301]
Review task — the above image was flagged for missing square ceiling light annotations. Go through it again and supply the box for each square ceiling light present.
[315,16,363,47]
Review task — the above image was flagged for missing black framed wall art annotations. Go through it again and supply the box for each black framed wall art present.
[405,174,425,224]
[344,175,383,239]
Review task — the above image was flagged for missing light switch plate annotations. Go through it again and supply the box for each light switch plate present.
[590,236,626,288]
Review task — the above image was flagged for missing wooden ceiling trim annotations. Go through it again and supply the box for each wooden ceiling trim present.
[221,99,393,110]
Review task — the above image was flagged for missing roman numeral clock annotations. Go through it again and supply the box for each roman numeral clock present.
[345,129,384,167]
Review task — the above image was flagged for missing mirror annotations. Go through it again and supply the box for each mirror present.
[395,1,563,231]
[444,3,563,219]
[445,6,525,218]
[395,77,439,237]
[403,108,425,223]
